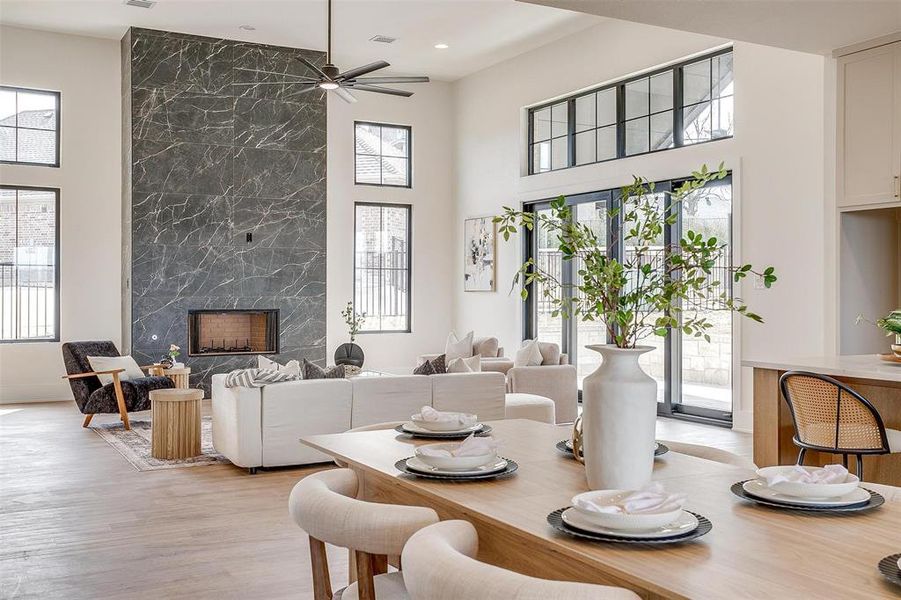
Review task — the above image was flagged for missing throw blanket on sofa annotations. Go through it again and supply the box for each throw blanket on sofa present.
[225,368,303,388]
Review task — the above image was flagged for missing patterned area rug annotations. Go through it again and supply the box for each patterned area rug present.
[91,417,231,471]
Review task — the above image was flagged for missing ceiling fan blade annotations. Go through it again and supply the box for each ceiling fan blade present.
[337,60,390,81]
[345,84,413,98]
[299,57,329,79]
[234,67,320,83]
[333,87,358,103]
[350,76,430,84]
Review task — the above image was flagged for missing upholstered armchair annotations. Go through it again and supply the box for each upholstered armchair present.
[61,341,174,430]
[417,336,513,374]
[507,342,578,424]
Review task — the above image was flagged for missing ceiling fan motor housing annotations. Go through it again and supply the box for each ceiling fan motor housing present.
[322,64,340,80]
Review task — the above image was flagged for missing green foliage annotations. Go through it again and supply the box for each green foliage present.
[341,301,366,343]
[493,163,777,349]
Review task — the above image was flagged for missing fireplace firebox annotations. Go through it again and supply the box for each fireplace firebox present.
[187,309,279,356]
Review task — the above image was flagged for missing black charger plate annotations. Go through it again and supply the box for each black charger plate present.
[547,507,712,545]
[394,423,493,439]
[555,440,669,458]
[730,480,884,513]
[878,553,901,587]
[394,457,518,480]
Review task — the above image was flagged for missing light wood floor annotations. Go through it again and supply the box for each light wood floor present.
[0,401,750,599]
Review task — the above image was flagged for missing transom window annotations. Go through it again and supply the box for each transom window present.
[354,122,412,188]
[0,86,60,167]
[528,48,732,174]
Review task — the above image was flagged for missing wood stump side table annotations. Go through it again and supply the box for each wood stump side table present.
[150,366,191,389]
[150,388,203,460]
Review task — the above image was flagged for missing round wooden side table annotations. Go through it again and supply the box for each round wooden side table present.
[150,388,203,460]
[150,366,191,389]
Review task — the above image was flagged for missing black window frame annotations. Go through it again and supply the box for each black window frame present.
[353,201,413,334]
[0,86,61,168]
[527,47,732,175]
[0,184,61,344]
[353,121,413,189]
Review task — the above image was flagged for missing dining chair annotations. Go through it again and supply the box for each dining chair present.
[288,468,438,600]
[780,371,900,480]
[657,440,756,470]
[401,520,640,600]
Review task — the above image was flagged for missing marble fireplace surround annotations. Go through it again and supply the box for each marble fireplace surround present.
[121,27,327,393]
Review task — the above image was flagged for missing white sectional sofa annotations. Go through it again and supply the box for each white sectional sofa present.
[211,372,506,471]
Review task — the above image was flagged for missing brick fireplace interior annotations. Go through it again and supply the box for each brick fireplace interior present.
[188,310,279,356]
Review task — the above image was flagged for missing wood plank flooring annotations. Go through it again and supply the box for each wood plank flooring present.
[0,401,750,599]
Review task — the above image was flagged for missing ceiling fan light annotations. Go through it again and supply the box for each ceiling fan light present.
[319,81,339,90]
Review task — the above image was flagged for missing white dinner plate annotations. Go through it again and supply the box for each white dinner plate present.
[565,439,662,454]
[561,508,699,539]
[742,479,871,507]
[401,421,483,435]
[404,456,508,476]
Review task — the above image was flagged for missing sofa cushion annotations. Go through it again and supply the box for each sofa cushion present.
[84,375,174,414]
[351,375,432,428]
[473,336,500,358]
[538,342,561,366]
[445,330,474,362]
[258,355,302,376]
[303,360,346,379]
[431,372,506,421]
[447,355,481,373]
[86,355,146,386]
[413,360,436,376]
[514,339,543,367]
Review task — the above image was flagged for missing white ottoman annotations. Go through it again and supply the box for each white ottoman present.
[505,393,556,424]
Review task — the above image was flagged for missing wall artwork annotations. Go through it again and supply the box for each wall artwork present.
[463,216,496,292]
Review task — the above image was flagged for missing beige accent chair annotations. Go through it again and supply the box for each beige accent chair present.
[289,469,439,600]
[659,440,756,470]
[508,342,578,424]
[505,393,556,424]
[402,520,640,600]
[418,336,513,374]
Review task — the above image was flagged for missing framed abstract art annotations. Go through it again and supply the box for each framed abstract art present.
[463,216,496,292]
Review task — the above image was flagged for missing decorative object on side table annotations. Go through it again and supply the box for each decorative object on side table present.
[163,343,183,369]
[463,216,497,292]
[856,309,901,357]
[335,301,366,367]
[496,164,777,490]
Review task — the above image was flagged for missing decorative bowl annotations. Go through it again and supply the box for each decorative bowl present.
[755,465,860,498]
[410,412,478,432]
[414,443,496,470]
[570,490,683,531]
[892,343,901,358]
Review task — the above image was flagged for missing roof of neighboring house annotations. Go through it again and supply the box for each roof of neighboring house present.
[0,110,57,163]
[355,126,404,181]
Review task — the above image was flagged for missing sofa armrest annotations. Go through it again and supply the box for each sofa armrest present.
[480,357,513,375]
[508,364,578,424]
[211,373,263,468]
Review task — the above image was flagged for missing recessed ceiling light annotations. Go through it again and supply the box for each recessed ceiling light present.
[434,43,449,49]
[239,25,256,31]
[123,0,156,8]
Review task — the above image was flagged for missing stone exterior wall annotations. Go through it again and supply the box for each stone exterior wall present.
[122,28,327,392]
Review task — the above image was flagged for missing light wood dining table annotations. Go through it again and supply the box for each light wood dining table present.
[301,419,901,600]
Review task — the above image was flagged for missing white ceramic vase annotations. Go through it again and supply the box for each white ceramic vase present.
[581,344,658,490]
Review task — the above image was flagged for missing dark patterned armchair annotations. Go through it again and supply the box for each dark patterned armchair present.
[61,341,174,430]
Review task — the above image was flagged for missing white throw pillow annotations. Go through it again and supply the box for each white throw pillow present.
[257,355,302,377]
[446,355,482,373]
[87,355,146,386]
[514,339,543,368]
[445,330,474,362]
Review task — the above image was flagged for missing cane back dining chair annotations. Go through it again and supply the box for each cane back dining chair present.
[779,371,900,480]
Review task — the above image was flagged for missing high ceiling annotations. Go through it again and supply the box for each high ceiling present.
[521,0,901,55]
[0,0,600,81]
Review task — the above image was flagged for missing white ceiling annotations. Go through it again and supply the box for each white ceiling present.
[520,0,901,55]
[0,0,601,81]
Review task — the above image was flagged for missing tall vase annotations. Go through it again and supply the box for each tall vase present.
[581,344,657,490]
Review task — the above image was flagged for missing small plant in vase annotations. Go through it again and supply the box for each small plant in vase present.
[495,164,776,489]
[857,310,901,357]
[335,301,367,367]
[161,344,182,368]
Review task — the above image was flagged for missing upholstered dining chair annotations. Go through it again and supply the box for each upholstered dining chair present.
[402,520,640,600]
[657,440,756,470]
[780,371,900,480]
[289,468,439,600]
[61,341,173,430]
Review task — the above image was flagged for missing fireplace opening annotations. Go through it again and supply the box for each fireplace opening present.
[188,309,279,356]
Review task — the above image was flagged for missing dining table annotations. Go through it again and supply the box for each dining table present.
[300,419,901,600]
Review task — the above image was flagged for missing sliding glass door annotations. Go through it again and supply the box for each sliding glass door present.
[523,175,734,425]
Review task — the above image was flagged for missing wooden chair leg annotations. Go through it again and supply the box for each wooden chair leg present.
[372,554,388,576]
[354,550,376,600]
[82,414,94,428]
[111,372,130,431]
[309,537,332,600]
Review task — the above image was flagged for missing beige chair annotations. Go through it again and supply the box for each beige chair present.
[402,520,639,600]
[658,440,756,470]
[508,341,577,424]
[505,392,556,424]
[289,469,439,600]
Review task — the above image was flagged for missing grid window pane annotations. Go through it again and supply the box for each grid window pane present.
[683,58,711,106]
[354,122,410,187]
[0,127,15,162]
[551,136,568,170]
[533,107,551,141]
[712,96,734,138]
[0,87,59,166]
[650,72,673,113]
[650,110,675,150]
[625,78,649,120]
[596,125,616,161]
[354,203,411,332]
[683,102,712,144]
[597,88,616,126]
[625,117,649,155]
[0,90,15,123]
[17,129,56,164]
[714,53,734,97]
[575,94,596,133]
[17,91,56,130]
[551,102,568,138]
[575,130,596,165]
[533,141,551,173]
[1,187,59,341]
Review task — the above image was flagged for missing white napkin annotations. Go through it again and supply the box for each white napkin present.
[765,464,849,487]
[416,406,476,427]
[574,483,686,515]
[418,434,498,458]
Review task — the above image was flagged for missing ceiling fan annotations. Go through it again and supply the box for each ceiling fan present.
[252,0,430,103]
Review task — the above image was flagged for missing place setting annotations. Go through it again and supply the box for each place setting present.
[730,464,885,513]
[395,433,518,481]
[547,482,712,545]
[394,406,493,440]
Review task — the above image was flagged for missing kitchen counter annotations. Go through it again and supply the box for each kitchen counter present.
[743,354,901,383]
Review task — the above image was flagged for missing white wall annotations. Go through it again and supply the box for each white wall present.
[451,20,827,430]
[0,26,122,403]
[326,83,455,371]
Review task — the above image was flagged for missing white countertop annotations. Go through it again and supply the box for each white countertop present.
[742,354,901,383]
